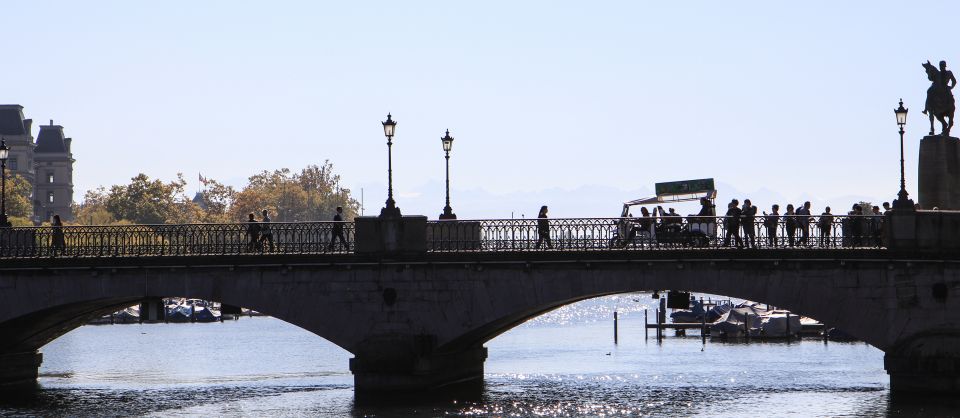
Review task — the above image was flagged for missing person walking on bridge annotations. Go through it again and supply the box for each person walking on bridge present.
[796,201,812,246]
[763,204,780,247]
[329,206,348,251]
[245,213,261,253]
[741,199,757,249]
[870,205,884,247]
[847,204,863,247]
[535,205,553,249]
[259,209,275,252]
[51,214,66,256]
[697,197,715,217]
[722,199,743,249]
[818,206,834,247]
[784,204,797,247]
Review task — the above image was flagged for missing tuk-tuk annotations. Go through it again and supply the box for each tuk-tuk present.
[611,178,718,248]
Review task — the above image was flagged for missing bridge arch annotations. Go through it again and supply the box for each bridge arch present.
[0,265,375,372]
[442,263,890,350]
[0,294,354,360]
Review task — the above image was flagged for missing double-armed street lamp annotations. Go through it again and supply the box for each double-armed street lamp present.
[380,113,401,218]
[0,137,9,227]
[439,129,457,220]
[893,99,915,211]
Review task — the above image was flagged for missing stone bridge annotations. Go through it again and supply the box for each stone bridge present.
[0,211,959,397]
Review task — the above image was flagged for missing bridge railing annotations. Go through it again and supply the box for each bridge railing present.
[425,215,885,251]
[0,222,354,258]
[0,215,884,258]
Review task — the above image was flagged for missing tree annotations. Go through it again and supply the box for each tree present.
[296,162,360,221]
[229,168,302,222]
[227,162,359,222]
[75,162,360,225]
[101,173,189,224]
[2,172,33,222]
[194,179,236,223]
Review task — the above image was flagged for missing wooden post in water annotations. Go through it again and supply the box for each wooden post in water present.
[658,297,667,343]
[656,309,662,342]
[744,312,749,340]
[701,311,707,344]
[614,311,619,344]
[644,309,649,340]
[786,312,791,340]
[655,309,660,342]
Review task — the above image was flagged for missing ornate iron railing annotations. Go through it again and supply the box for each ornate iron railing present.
[0,215,884,258]
[0,222,354,258]
[424,215,886,252]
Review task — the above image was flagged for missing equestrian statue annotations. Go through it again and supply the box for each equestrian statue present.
[922,60,956,136]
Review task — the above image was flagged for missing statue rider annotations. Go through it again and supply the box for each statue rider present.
[923,60,957,136]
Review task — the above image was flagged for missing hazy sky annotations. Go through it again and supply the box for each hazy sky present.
[6,1,958,218]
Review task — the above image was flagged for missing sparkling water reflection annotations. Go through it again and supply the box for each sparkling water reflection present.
[0,294,950,417]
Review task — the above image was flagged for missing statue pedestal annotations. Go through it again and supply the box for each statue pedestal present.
[918,135,960,210]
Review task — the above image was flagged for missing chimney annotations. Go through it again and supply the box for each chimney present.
[49,119,53,126]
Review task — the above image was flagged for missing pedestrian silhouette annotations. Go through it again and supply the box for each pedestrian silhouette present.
[818,206,834,247]
[871,205,883,246]
[763,204,780,247]
[535,205,553,249]
[329,206,348,251]
[848,204,863,247]
[785,204,797,247]
[796,201,812,246]
[51,214,66,256]
[246,213,261,253]
[741,199,757,249]
[259,209,275,252]
[722,199,743,248]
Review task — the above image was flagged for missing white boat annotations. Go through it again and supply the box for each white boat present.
[710,302,803,338]
[759,311,802,337]
[166,304,193,322]
[115,306,140,323]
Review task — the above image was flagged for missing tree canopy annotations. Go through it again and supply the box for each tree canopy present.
[72,161,359,225]
[2,172,35,226]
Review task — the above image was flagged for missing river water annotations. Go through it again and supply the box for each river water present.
[0,294,951,417]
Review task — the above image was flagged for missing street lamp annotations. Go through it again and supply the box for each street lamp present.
[0,137,9,227]
[439,129,457,220]
[893,99,915,211]
[380,113,401,217]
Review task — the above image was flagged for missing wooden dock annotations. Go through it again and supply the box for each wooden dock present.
[642,303,827,343]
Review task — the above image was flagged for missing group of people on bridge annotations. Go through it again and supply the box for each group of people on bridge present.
[604,198,892,249]
[244,206,348,252]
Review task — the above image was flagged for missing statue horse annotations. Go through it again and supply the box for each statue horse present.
[922,61,955,136]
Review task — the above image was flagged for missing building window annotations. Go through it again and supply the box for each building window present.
[48,192,55,204]
[47,172,55,183]
[8,157,17,171]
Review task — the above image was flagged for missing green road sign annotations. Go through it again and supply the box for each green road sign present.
[655,178,715,196]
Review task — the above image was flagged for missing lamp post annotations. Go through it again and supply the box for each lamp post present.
[380,113,401,218]
[0,137,9,227]
[893,99,915,211]
[439,129,457,220]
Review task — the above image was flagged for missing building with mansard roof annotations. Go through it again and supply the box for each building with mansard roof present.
[0,104,75,223]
